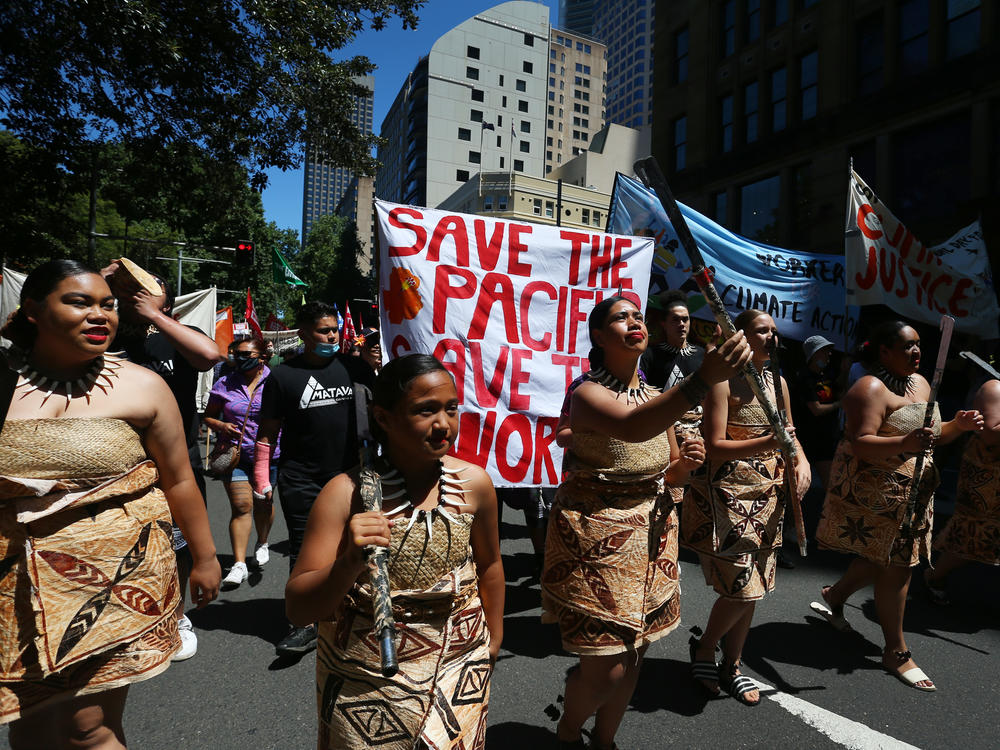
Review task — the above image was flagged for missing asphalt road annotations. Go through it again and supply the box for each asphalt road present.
[6,480,999,749]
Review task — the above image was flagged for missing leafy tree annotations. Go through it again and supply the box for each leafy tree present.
[297,214,373,308]
[0,1,423,188]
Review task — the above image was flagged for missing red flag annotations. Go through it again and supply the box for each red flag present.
[245,288,262,339]
[264,312,287,331]
[342,302,357,347]
[214,307,234,356]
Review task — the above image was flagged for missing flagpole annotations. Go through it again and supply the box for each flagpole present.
[844,157,855,352]
[508,123,514,196]
[479,124,485,198]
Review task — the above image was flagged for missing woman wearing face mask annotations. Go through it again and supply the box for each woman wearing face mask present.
[204,337,279,588]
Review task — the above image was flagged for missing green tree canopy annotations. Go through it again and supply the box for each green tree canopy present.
[0,0,422,187]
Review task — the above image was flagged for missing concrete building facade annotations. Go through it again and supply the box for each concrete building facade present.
[335,175,376,277]
[546,29,608,175]
[593,0,657,129]
[652,0,999,261]
[377,2,551,209]
[302,75,374,243]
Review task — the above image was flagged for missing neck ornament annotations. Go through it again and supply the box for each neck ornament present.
[589,366,653,405]
[874,365,915,397]
[8,348,124,408]
[379,460,471,541]
[661,342,695,356]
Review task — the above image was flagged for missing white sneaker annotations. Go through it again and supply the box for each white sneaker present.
[222,561,248,590]
[173,615,197,662]
[254,542,270,567]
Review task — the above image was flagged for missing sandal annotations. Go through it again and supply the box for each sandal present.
[719,661,760,707]
[884,649,936,692]
[688,626,720,696]
[809,586,853,633]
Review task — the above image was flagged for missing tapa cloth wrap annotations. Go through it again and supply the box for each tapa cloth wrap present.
[681,402,786,601]
[317,511,492,750]
[817,402,941,567]
[0,418,180,724]
[541,428,679,656]
[934,432,1000,565]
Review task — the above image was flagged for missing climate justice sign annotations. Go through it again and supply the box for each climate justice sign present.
[375,200,653,487]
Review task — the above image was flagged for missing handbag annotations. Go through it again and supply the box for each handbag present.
[206,373,262,478]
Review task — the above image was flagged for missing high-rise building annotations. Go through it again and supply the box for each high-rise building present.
[652,0,998,260]
[593,0,656,129]
[302,75,375,243]
[545,29,607,175]
[559,0,595,35]
[377,1,551,209]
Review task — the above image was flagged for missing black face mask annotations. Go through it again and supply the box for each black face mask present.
[233,353,260,372]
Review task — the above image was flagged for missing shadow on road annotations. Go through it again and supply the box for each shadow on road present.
[189,596,288,645]
[501,613,563,660]
[630,656,715,716]
[486,721,556,746]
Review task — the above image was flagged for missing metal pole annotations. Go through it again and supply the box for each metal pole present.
[88,169,98,267]
[556,178,563,227]
[176,252,183,296]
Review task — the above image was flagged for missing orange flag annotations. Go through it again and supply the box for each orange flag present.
[215,307,234,356]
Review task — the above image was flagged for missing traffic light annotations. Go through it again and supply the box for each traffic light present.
[235,240,254,267]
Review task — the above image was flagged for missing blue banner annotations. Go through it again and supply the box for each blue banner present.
[608,173,854,347]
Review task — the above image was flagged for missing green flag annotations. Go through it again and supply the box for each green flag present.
[272,247,308,287]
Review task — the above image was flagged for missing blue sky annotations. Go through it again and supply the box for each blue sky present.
[261,0,561,235]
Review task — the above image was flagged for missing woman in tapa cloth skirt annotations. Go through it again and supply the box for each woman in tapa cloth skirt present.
[542,295,751,750]
[925,379,1000,601]
[285,354,504,750]
[812,320,983,692]
[683,309,811,707]
[0,260,220,748]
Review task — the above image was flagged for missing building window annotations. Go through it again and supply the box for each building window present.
[524,33,533,46]
[523,61,533,74]
[746,0,761,42]
[546,150,553,160]
[518,100,529,112]
[497,135,502,147]
[467,45,480,59]
[799,51,818,120]
[499,74,504,86]
[533,198,542,215]
[772,0,789,27]
[515,79,527,92]
[545,200,554,218]
[470,109,483,122]
[739,175,781,243]
[771,68,787,132]
[457,169,470,182]
[498,195,508,210]
[458,127,472,141]
[466,66,479,80]
[514,159,524,172]
[720,94,734,152]
[713,190,728,226]
[519,141,530,153]
[856,13,883,95]
[582,208,590,224]
[721,0,736,57]
[899,0,930,76]
[520,120,531,133]
[499,156,505,169]
[469,151,481,164]
[674,27,689,84]
[484,195,493,210]
[502,96,507,107]
[673,116,687,171]
[471,88,484,102]
[744,81,759,143]
[947,0,981,60]
[497,115,503,127]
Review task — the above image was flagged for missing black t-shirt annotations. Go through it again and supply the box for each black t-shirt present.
[640,344,705,390]
[258,353,375,479]
[111,327,203,449]
[792,367,840,454]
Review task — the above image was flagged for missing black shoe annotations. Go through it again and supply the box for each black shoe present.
[276,624,317,656]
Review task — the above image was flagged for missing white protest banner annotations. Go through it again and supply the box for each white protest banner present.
[375,199,654,487]
[846,170,999,338]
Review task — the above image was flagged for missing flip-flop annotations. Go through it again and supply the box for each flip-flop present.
[809,600,853,633]
[885,650,936,692]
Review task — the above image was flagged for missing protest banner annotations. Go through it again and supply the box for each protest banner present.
[608,173,853,347]
[846,170,999,339]
[375,199,654,487]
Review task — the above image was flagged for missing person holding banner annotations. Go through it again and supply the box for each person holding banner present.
[543,295,751,750]
[925,378,1000,603]
[0,260,220,747]
[684,309,811,707]
[813,320,983,691]
[285,354,503,750]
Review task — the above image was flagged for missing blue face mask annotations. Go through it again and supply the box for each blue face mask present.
[313,342,339,358]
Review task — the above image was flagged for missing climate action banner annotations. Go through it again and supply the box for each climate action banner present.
[375,199,653,487]
[608,173,853,346]
[846,170,998,339]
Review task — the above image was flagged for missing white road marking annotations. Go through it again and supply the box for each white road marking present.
[755,679,921,750]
